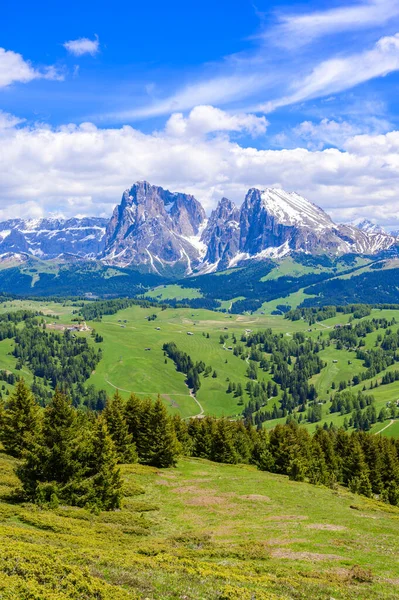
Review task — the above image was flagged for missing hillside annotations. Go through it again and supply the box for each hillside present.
[0,451,398,599]
[0,298,398,439]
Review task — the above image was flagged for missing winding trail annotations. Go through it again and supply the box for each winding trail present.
[104,379,204,419]
[376,419,396,434]
[188,388,204,418]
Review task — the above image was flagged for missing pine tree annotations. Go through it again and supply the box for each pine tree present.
[125,393,143,438]
[40,388,80,484]
[81,416,123,510]
[211,418,238,464]
[17,389,81,503]
[1,379,40,458]
[145,396,180,467]
[104,391,137,463]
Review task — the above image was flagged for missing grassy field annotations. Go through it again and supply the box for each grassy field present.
[1,300,399,436]
[1,449,399,600]
[144,284,203,300]
[87,304,306,418]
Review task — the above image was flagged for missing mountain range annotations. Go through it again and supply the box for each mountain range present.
[0,181,397,275]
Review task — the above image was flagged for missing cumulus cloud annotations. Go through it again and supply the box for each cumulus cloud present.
[0,47,63,88]
[277,116,391,150]
[164,106,268,138]
[63,36,100,57]
[1,113,399,226]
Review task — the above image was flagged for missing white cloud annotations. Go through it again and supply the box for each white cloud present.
[164,106,268,138]
[0,110,25,130]
[109,30,399,123]
[259,33,399,112]
[0,47,63,88]
[107,74,264,121]
[271,0,399,48]
[283,116,390,150]
[1,112,399,226]
[63,36,100,57]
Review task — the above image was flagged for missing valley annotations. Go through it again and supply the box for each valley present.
[0,297,398,439]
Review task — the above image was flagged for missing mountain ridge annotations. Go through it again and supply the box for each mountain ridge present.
[0,181,396,275]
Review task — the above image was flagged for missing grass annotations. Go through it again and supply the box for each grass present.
[86,304,308,418]
[2,300,399,435]
[144,284,203,301]
[0,449,398,599]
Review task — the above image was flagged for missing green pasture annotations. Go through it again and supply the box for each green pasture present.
[1,451,399,599]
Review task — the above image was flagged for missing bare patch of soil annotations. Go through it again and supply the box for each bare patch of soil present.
[240,494,271,502]
[307,523,347,531]
[265,515,308,522]
[271,549,342,561]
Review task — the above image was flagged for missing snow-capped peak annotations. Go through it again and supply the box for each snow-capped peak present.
[259,188,333,231]
[351,218,386,235]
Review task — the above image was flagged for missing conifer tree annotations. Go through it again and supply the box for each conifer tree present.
[145,396,180,467]
[81,416,123,510]
[1,379,40,458]
[104,391,137,463]
[211,418,238,464]
[41,388,80,484]
[17,388,81,502]
[125,393,143,438]
[130,397,153,462]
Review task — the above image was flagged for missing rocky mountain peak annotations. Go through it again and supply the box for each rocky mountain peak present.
[351,218,387,235]
[103,181,206,274]
[200,197,240,270]
[0,181,396,275]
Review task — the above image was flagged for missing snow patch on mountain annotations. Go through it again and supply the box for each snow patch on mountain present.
[260,189,333,231]
[350,218,387,235]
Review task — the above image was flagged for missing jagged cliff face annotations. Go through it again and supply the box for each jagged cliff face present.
[198,188,397,271]
[103,181,206,274]
[200,198,240,270]
[0,217,107,258]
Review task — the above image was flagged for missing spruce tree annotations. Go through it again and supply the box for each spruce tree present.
[211,418,238,464]
[146,396,180,467]
[41,388,80,485]
[104,391,137,463]
[82,416,123,510]
[125,393,144,440]
[1,379,40,458]
[17,388,81,502]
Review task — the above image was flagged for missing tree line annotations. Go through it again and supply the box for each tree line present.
[1,381,399,511]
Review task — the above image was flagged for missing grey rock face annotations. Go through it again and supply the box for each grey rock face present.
[201,198,240,269]
[103,181,206,273]
[0,217,107,258]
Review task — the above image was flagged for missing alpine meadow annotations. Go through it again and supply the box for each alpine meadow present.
[3,0,399,598]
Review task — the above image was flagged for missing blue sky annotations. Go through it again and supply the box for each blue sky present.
[1,0,399,225]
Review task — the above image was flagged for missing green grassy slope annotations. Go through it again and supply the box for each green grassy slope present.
[0,451,398,599]
[2,299,399,437]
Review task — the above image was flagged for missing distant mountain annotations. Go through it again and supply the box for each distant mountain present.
[102,181,206,275]
[198,188,396,273]
[0,182,396,275]
[350,218,387,235]
[0,217,107,259]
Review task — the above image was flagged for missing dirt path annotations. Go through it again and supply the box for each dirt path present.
[104,378,204,418]
[376,419,396,434]
[188,388,204,418]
